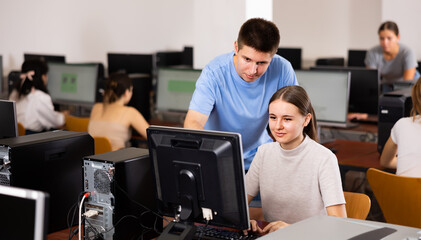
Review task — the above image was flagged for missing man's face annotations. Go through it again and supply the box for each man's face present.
[234,41,273,83]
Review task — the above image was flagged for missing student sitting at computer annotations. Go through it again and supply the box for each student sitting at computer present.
[245,86,346,234]
[88,73,149,151]
[365,21,419,92]
[9,59,67,134]
[380,77,421,177]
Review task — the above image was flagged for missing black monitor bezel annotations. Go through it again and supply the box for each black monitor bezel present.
[0,100,18,139]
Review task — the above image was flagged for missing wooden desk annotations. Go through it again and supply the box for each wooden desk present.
[323,139,382,170]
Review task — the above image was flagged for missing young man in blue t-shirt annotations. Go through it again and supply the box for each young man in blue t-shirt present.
[184,18,298,170]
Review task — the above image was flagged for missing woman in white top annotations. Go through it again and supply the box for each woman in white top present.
[380,77,421,177]
[9,59,67,133]
[88,73,149,151]
[245,86,346,234]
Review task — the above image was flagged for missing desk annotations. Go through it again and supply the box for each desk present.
[323,139,383,171]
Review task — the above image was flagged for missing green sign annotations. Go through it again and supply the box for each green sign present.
[61,73,77,93]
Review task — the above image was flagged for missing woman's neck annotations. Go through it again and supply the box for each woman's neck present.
[384,44,399,60]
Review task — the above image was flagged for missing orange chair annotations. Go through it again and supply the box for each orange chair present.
[93,136,113,155]
[17,122,26,136]
[65,115,90,132]
[344,191,371,220]
[367,168,421,228]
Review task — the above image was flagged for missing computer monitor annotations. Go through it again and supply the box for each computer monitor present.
[156,67,201,113]
[147,126,249,239]
[295,70,352,128]
[0,185,49,240]
[277,47,302,69]
[107,53,153,75]
[24,53,66,63]
[0,100,18,139]
[0,131,94,233]
[311,66,380,115]
[47,62,99,104]
[347,50,367,67]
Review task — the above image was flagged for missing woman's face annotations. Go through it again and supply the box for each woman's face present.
[268,99,311,150]
[379,29,400,54]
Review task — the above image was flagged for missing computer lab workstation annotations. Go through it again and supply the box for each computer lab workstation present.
[1,47,420,240]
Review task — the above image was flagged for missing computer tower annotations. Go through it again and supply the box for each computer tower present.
[0,130,94,233]
[377,89,412,153]
[83,147,161,240]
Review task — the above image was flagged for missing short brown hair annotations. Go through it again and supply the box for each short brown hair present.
[237,18,280,54]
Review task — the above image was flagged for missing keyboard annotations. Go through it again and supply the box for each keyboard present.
[194,225,260,239]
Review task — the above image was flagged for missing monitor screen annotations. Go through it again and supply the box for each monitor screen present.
[0,100,18,139]
[24,53,65,63]
[295,70,351,127]
[156,67,201,112]
[347,50,367,67]
[47,63,98,104]
[0,185,49,240]
[107,53,153,75]
[277,47,302,69]
[147,126,249,233]
[311,66,379,115]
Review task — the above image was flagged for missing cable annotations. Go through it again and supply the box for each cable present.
[197,219,210,240]
[79,192,90,240]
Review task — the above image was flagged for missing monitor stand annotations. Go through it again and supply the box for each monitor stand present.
[158,167,201,240]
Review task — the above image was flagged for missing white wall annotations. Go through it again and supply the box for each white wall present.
[382,0,421,61]
[0,0,419,78]
[273,0,382,68]
[0,0,196,73]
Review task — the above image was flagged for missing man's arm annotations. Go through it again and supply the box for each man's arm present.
[184,109,209,130]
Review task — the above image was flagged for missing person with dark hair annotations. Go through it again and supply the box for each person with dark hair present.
[88,73,149,151]
[184,18,297,170]
[9,59,67,133]
[380,77,421,176]
[245,86,346,234]
[365,21,419,91]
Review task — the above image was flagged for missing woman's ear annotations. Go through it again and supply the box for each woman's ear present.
[304,113,312,127]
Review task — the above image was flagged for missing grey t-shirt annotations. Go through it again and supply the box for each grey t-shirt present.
[365,43,418,84]
[246,136,345,224]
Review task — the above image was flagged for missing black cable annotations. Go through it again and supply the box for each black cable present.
[84,217,104,240]
[101,215,139,234]
[197,219,210,240]
[113,180,169,223]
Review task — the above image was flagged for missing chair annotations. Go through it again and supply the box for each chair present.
[366,168,421,228]
[65,115,90,132]
[17,122,25,136]
[344,191,371,220]
[93,136,112,155]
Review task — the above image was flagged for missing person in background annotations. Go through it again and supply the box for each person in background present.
[9,59,67,134]
[245,86,346,234]
[365,21,419,92]
[88,73,149,151]
[380,77,421,177]
[184,18,297,170]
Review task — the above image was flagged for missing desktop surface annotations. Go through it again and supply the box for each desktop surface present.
[260,215,421,239]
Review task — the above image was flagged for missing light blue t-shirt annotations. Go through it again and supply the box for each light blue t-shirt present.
[189,51,297,169]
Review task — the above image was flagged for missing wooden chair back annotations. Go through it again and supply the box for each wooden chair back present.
[17,122,26,136]
[65,115,90,132]
[367,168,421,228]
[94,136,113,155]
[344,191,371,220]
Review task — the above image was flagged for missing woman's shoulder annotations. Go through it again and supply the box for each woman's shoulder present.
[306,137,336,158]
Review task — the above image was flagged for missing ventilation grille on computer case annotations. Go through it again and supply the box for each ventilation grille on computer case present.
[94,169,112,194]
